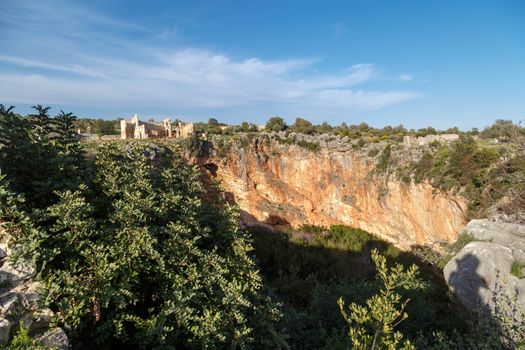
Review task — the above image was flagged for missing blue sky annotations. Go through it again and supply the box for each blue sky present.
[1,0,524,129]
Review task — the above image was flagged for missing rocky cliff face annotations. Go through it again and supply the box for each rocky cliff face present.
[443,219,525,343]
[201,135,468,249]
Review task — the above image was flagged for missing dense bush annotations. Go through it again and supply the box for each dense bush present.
[0,105,85,209]
[265,117,288,132]
[0,105,284,349]
[75,118,119,135]
[2,104,524,349]
[194,118,228,135]
[179,134,210,157]
[409,135,519,218]
[479,119,522,140]
[250,224,465,349]
[289,118,315,135]
[377,144,392,172]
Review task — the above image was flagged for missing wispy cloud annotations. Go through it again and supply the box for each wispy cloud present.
[332,22,346,37]
[0,55,107,78]
[155,27,179,41]
[398,74,414,82]
[0,1,420,119]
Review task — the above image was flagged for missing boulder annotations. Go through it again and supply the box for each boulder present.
[27,308,54,333]
[0,259,34,284]
[464,219,525,255]
[0,294,19,316]
[444,242,521,310]
[444,220,525,324]
[0,317,11,345]
[19,282,42,308]
[37,327,69,350]
[0,231,68,347]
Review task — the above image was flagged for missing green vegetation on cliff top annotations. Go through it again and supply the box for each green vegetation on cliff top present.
[1,104,523,349]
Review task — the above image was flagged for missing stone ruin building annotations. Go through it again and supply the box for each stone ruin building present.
[120,114,194,140]
[403,133,459,146]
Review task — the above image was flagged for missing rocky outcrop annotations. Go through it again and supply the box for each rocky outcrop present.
[0,231,69,348]
[203,135,468,248]
[444,219,525,326]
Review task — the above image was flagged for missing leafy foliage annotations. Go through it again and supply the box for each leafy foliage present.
[0,105,284,349]
[409,135,518,218]
[0,105,85,209]
[75,118,119,135]
[377,144,392,172]
[250,225,463,349]
[1,323,50,350]
[338,249,419,350]
[511,261,524,278]
[265,117,288,132]
[290,118,315,135]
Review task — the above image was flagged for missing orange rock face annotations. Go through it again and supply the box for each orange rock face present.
[204,140,467,249]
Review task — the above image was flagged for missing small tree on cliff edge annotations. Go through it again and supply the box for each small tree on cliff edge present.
[265,116,288,132]
[290,117,315,135]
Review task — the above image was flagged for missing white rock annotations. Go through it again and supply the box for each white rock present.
[444,242,516,311]
[444,219,525,326]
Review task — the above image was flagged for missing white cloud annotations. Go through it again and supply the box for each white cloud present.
[0,55,107,78]
[0,54,419,110]
[398,74,414,82]
[0,1,420,117]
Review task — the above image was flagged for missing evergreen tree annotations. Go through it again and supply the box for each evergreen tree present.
[52,110,78,146]
[29,104,52,142]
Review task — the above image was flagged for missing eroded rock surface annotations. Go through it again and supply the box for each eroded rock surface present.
[204,136,467,248]
[0,230,69,348]
[37,327,69,350]
[444,219,525,323]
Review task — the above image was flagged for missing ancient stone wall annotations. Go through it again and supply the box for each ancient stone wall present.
[403,133,459,146]
[121,115,194,140]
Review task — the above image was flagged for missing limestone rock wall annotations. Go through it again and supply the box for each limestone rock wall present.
[203,137,468,249]
[444,219,525,342]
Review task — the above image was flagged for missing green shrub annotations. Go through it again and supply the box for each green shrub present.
[1,323,49,350]
[265,116,287,132]
[377,144,392,172]
[401,175,412,185]
[368,149,380,157]
[296,140,320,152]
[338,249,420,350]
[511,261,524,278]
[290,117,315,135]
[0,134,284,348]
[179,134,209,156]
